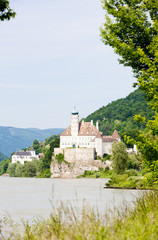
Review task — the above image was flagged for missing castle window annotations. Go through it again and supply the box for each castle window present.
[67,132,69,135]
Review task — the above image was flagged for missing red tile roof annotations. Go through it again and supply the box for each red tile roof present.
[102,136,116,143]
[112,130,120,139]
[60,122,102,138]
[78,122,102,138]
[60,123,120,143]
[60,125,71,136]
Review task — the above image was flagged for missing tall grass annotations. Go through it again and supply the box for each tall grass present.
[1,191,158,239]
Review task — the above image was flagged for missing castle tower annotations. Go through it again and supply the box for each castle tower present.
[71,107,79,136]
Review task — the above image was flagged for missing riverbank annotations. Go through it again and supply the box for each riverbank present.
[2,190,158,240]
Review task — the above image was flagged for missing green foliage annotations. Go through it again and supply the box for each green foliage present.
[56,153,64,164]
[42,136,60,169]
[8,163,17,177]
[23,162,36,178]
[111,141,128,174]
[106,174,147,189]
[15,163,25,177]
[100,0,158,186]
[100,0,158,84]
[127,153,142,170]
[125,169,138,177]
[102,154,111,162]
[33,140,40,154]
[84,90,154,136]
[0,158,10,175]
[0,0,16,21]
[0,152,8,162]
[45,135,59,145]
[78,167,112,178]
[7,161,39,178]
[36,169,51,178]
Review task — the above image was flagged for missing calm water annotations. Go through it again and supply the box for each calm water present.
[0,177,141,222]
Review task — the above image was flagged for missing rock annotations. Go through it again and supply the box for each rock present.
[50,159,109,178]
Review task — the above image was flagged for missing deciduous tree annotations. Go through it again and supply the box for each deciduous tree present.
[100,0,158,110]
[100,0,158,181]
[0,0,16,21]
[111,141,128,174]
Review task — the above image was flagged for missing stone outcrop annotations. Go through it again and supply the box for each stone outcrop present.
[50,159,111,178]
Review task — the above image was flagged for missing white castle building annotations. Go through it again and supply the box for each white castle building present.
[58,108,120,158]
[12,148,40,164]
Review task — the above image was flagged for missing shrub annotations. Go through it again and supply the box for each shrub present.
[125,169,138,177]
[56,154,64,164]
[37,169,51,178]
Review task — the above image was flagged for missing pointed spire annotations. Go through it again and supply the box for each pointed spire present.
[112,130,120,139]
[71,106,79,115]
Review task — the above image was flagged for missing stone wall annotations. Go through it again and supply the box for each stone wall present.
[102,142,112,155]
[64,148,95,164]
[54,148,64,156]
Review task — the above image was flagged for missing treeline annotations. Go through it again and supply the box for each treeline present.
[84,89,154,137]
[0,135,60,178]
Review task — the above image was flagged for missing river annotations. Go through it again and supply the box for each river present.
[0,177,141,222]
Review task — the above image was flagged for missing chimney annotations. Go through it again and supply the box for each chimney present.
[91,120,93,126]
[82,120,84,126]
[96,121,99,130]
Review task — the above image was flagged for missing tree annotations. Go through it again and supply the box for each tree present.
[42,137,60,169]
[33,140,40,154]
[8,162,17,177]
[0,0,16,21]
[100,0,158,110]
[100,0,158,182]
[15,162,25,177]
[0,158,10,175]
[23,162,36,177]
[111,141,128,174]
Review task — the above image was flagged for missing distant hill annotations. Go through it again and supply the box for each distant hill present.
[0,127,64,156]
[0,152,8,162]
[84,89,154,136]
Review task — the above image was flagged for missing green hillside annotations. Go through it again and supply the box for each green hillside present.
[84,89,154,136]
[0,127,64,156]
[0,152,8,162]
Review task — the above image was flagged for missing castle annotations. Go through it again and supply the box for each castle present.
[54,108,120,161]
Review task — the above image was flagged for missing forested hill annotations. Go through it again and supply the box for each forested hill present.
[0,127,64,156]
[0,152,8,162]
[84,89,154,136]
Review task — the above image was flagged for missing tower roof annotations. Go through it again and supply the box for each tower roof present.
[112,130,120,139]
[71,106,79,115]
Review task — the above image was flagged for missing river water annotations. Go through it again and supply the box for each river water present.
[0,177,141,222]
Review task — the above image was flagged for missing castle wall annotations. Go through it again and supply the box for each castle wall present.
[54,148,64,156]
[102,142,112,155]
[95,138,103,157]
[64,148,95,164]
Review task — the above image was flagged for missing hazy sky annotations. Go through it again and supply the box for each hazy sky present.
[0,0,135,129]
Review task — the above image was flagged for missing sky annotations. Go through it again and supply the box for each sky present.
[0,0,135,129]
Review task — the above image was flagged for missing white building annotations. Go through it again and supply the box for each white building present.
[59,108,120,157]
[12,148,39,164]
